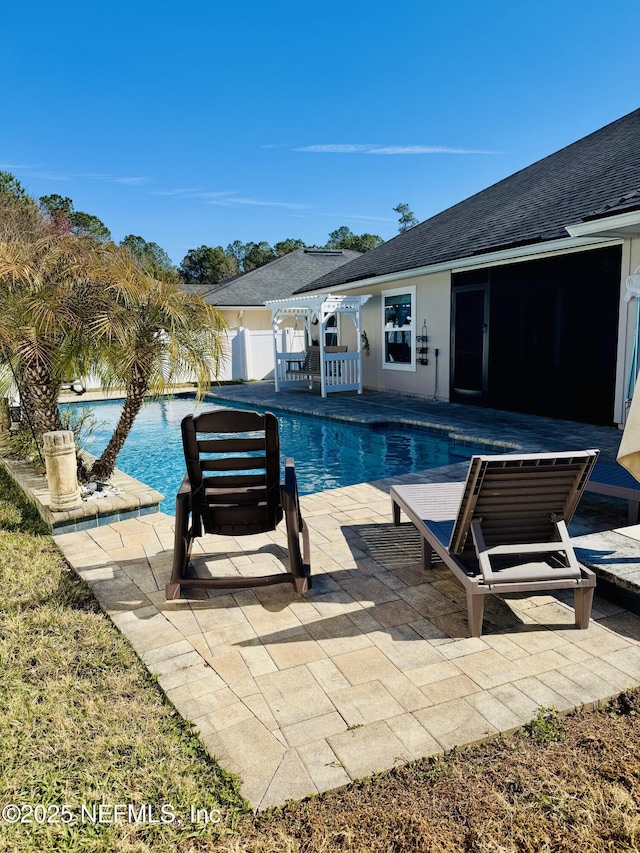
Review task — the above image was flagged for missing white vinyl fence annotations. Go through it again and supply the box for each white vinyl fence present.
[75,328,292,389]
[216,328,305,382]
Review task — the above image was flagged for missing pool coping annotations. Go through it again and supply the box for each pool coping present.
[0,454,164,535]
[201,391,522,454]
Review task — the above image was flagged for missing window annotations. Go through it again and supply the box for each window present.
[382,286,415,370]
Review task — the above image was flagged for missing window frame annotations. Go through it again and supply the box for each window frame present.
[381,285,416,371]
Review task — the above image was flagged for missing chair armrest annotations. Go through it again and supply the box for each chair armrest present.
[282,457,297,497]
[280,458,311,582]
[175,473,201,537]
[281,458,304,536]
[177,473,192,496]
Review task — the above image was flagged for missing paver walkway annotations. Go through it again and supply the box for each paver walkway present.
[55,465,640,809]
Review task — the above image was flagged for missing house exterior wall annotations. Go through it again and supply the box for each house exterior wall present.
[219,307,272,331]
[341,272,451,399]
[214,233,638,427]
[335,238,638,427]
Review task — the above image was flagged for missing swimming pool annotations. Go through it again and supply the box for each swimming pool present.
[68,396,484,514]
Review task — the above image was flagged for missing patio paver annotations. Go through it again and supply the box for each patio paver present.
[54,467,640,809]
[49,383,640,809]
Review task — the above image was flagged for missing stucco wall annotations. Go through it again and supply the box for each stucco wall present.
[220,308,272,331]
[343,271,451,400]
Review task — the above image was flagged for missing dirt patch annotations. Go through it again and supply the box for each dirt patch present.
[208,692,640,853]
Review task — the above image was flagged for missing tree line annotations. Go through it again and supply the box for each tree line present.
[2,172,420,287]
[180,204,419,285]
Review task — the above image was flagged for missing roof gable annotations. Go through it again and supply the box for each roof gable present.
[197,248,362,306]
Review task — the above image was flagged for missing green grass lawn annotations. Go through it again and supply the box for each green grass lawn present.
[0,468,248,852]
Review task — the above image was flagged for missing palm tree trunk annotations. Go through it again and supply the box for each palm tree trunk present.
[89,366,148,481]
[19,362,64,437]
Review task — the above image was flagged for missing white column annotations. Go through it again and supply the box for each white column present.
[319,307,327,399]
[355,307,363,394]
[43,430,82,511]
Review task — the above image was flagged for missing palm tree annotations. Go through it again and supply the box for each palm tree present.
[0,239,227,480]
[0,235,105,436]
[87,245,226,481]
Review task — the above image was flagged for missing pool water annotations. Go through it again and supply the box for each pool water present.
[68,396,482,514]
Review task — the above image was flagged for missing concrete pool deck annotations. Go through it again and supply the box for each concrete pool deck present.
[52,383,640,809]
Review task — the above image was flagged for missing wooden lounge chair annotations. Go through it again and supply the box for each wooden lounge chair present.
[390,450,599,637]
[585,459,640,524]
[167,409,311,599]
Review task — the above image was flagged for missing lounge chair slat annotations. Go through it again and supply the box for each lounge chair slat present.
[201,457,267,472]
[203,474,267,488]
[390,449,598,637]
[478,478,583,491]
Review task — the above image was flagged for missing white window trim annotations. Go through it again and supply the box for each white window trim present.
[382,285,416,371]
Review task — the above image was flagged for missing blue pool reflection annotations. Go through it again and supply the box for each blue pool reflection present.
[67,396,480,514]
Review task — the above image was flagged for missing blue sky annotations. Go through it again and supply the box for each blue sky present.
[2,0,639,264]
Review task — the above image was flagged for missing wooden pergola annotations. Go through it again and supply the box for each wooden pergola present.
[266,293,371,398]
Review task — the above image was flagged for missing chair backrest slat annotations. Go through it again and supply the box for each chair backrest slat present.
[181,409,282,534]
[449,450,599,554]
[198,437,266,453]
[201,457,267,473]
[202,474,267,489]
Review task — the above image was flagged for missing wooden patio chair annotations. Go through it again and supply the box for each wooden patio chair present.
[390,450,599,637]
[166,409,311,599]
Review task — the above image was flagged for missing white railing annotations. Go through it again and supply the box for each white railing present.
[323,352,361,392]
[275,351,362,396]
[275,351,309,390]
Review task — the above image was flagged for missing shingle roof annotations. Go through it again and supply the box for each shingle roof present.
[296,108,640,294]
[196,248,362,306]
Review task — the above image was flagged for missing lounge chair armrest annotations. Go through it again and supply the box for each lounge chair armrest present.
[175,474,195,527]
[280,457,311,584]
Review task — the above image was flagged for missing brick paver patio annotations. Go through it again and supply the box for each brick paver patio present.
[54,466,640,809]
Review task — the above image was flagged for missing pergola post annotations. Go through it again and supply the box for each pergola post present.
[354,305,363,394]
[319,305,328,399]
[271,311,281,392]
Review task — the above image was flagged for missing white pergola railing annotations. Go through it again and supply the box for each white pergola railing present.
[266,293,371,398]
